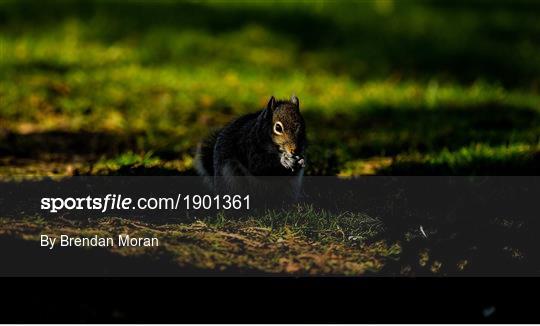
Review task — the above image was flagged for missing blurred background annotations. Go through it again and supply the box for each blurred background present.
[1,0,539,176]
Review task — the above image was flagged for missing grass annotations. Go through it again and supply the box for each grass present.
[1,0,539,275]
[0,210,395,275]
[2,0,540,176]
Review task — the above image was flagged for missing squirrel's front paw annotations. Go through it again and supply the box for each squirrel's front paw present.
[296,157,305,168]
[280,153,305,172]
[291,155,306,171]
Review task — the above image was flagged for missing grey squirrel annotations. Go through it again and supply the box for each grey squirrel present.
[196,95,306,193]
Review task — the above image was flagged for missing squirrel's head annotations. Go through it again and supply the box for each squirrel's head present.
[259,95,306,171]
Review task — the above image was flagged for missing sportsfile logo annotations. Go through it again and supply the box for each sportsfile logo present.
[40,194,251,213]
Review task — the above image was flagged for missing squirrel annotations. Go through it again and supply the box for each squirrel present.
[195,95,306,195]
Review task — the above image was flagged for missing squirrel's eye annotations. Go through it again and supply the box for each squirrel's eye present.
[273,121,284,135]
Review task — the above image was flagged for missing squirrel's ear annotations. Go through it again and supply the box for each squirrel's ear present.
[261,96,275,121]
[267,96,276,111]
[291,95,299,109]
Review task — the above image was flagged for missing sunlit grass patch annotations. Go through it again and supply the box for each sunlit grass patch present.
[80,151,194,175]
[205,204,385,245]
[339,157,394,176]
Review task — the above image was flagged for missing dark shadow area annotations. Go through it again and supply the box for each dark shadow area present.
[2,0,540,87]
[301,177,540,275]
[377,150,540,175]
[303,103,540,175]
[6,60,75,75]
[0,130,140,159]
[0,130,197,176]
[97,165,197,176]
[426,0,540,13]
[305,103,540,158]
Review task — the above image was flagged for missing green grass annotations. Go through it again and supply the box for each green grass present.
[206,204,385,245]
[1,0,540,176]
[380,143,540,175]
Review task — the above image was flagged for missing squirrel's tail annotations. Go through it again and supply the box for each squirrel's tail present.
[195,131,218,176]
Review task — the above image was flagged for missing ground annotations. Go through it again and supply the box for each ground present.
[0,0,539,275]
